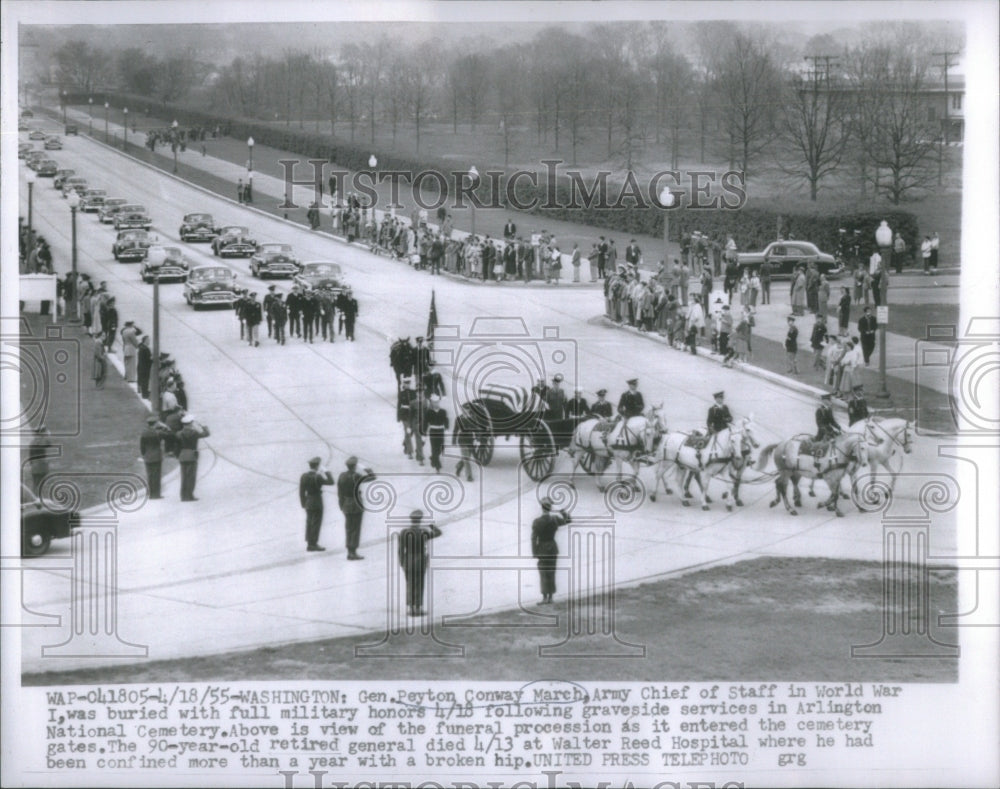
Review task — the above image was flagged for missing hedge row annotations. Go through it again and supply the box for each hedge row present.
[89,92,920,256]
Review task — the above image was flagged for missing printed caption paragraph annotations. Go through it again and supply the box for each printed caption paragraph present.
[33,681,904,779]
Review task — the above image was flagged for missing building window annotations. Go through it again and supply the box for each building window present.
[952,93,963,111]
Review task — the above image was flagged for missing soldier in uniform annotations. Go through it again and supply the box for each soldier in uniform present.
[531,377,550,403]
[617,378,645,418]
[812,392,843,461]
[701,390,734,452]
[531,496,572,605]
[847,384,869,426]
[244,292,263,347]
[300,290,317,343]
[565,387,590,421]
[453,401,478,482]
[299,456,334,552]
[286,286,303,338]
[398,509,442,616]
[414,336,432,393]
[339,287,358,341]
[176,414,210,502]
[590,389,613,420]
[423,394,450,472]
[271,293,288,345]
[318,291,336,343]
[139,415,170,499]
[337,456,375,560]
[234,289,250,341]
[397,377,420,460]
[545,374,567,419]
[263,285,278,339]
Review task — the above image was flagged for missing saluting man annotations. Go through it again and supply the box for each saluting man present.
[531,496,572,605]
[398,509,443,617]
[299,456,335,552]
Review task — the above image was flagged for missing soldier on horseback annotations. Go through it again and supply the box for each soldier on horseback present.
[847,384,870,426]
[701,390,733,456]
[607,378,644,447]
[811,392,843,466]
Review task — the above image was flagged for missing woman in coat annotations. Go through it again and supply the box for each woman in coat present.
[790,267,807,316]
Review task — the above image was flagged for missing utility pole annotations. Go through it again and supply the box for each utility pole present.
[932,50,960,145]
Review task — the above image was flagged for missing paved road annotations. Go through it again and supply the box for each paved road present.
[17,122,956,672]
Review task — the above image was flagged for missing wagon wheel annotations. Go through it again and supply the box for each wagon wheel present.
[580,449,611,476]
[520,421,556,481]
[472,433,495,466]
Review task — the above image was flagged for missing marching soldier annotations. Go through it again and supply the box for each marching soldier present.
[286,286,303,338]
[414,336,432,392]
[234,289,251,341]
[590,389,613,420]
[847,384,869,426]
[423,394,449,473]
[263,285,279,339]
[565,387,590,421]
[319,291,336,343]
[244,292,263,347]
[271,293,288,345]
[453,402,478,482]
[300,290,317,343]
[397,377,420,460]
[338,287,358,341]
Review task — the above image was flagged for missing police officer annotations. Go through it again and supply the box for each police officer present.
[814,392,843,441]
[566,387,590,421]
[590,389,613,419]
[617,378,645,418]
[423,394,449,472]
[531,496,572,605]
[847,384,869,426]
[398,509,442,617]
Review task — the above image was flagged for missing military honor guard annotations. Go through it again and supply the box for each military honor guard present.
[398,510,443,616]
[300,457,335,552]
[531,496,572,605]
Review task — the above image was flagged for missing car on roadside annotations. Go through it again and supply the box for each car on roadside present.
[61,176,88,198]
[141,245,190,283]
[737,240,843,279]
[18,143,32,159]
[184,265,240,309]
[53,169,76,189]
[21,108,34,118]
[250,243,300,278]
[65,124,79,136]
[210,225,257,258]
[79,188,108,212]
[112,229,153,262]
[18,120,29,131]
[178,212,219,242]
[28,129,46,141]
[44,136,63,150]
[21,483,79,558]
[36,159,58,177]
[26,151,47,169]
[113,204,152,231]
[293,261,348,296]
[98,197,128,223]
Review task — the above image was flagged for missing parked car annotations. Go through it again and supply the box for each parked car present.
[36,159,58,177]
[61,176,88,198]
[53,169,76,189]
[113,204,152,231]
[44,136,63,150]
[141,246,190,283]
[22,483,79,558]
[293,261,348,295]
[28,129,46,140]
[21,108,34,118]
[184,265,239,309]
[210,225,257,258]
[18,143,32,159]
[79,188,108,212]
[178,212,219,242]
[112,229,153,262]
[736,240,843,278]
[250,243,300,278]
[65,123,79,136]
[98,197,128,223]
[26,151,47,169]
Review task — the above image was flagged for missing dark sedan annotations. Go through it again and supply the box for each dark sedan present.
[737,240,843,278]
[22,484,78,557]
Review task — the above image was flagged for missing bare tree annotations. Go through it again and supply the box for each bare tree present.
[339,44,365,142]
[405,42,437,153]
[493,45,526,167]
[362,35,392,144]
[55,40,112,94]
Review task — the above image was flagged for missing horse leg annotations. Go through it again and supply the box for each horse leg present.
[732,469,744,507]
[791,474,802,510]
[770,476,783,509]
[808,477,816,497]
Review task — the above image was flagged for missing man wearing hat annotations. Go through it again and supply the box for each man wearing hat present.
[337,456,375,560]
[271,292,288,345]
[28,425,54,495]
[847,385,870,427]
[176,414,210,502]
[545,374,567,420]
[121,320,140,384]
[300,457,335,552]
[785,315,800,374]
[590,389,613,420]
[531,496,572,605]
[422,395,450,473]
[286,286,303,339]
[244,292,263,347]
[858,305,877,367]
[398,510,443,616]
[814,392,843,445]
[699,390,734,453]
[137,335,153,399]
[139,415,171,499]
[338,287,358,341]
[617,378,645,419]
[263,285,279,340]
[566,387,590,421]
[453,402,478,482]
[414,336,432,392]
[397,376,423,462]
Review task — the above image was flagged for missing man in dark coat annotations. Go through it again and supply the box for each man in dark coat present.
[338,288,358,341]
[814,392,843,441]
[300,291,317,343]
[453,402,478,481]
[398,509,442,616]
[286,287,303,338]
[531,497,572,605]
[139,415,171,499]
[422,395,449,472]
[300,457,334,552]
[263,286,279,339]
[176,414,210,502]
[590,389,613,420]
[244,293,262,347]
[858,306,877,366]
[847,385,870,426]
[271,294,288,345]
[617,378,645,418]
[337,456,374,560]
[565,388,590,421]
[102,297,119,351]
[503,219,517,241]
[397,377,420,460]
[137,335,153,399]
[28,425,54,495]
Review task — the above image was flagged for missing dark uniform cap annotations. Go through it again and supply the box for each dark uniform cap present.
[146,415,159,424]
[268,285,276,291]
[821,393,833,401]
[308,456,321,467]
[410,509,424,522]
[596,389,608,397]
[346,456,358,467]
[627,378,638,386]
[714,391,725,399]
[540,497,553,511]
[853,384,864,392]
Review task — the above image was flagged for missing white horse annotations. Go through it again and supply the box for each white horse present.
[566,407,665,491]
[807,417,914,499]
[650,417,760,511]
[756,432,868,517]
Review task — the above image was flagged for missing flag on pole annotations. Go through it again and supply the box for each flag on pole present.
[426,290,438,351]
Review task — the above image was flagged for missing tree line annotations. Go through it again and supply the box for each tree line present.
[48,21,960,203]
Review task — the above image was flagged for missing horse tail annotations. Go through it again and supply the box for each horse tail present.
[755,443,778,471]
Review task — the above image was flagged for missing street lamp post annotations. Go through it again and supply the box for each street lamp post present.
[123,107,128,150]
[61,90,67,124]
[147,247,164,413]
[171,120,179,173]
[468,165,479,238]
[25,170,37,263]
[368,154,378,212]
[104,102,109,141]
[67,191,81,321]
[874,220,892,402]
[88,97,93,134]
[659,186,677,263]
[246,137,254,203]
